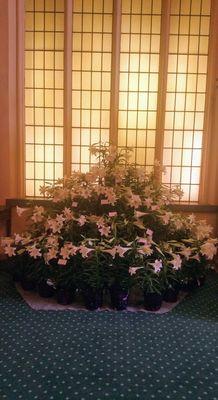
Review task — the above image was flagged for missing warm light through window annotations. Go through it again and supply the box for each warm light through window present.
[71,0,113,172]
[25,0,64,196]
[118,0,161,169]
[24,0,212,202]
[163,0,211,202]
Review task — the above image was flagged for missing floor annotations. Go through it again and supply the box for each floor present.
[0,266,218,400]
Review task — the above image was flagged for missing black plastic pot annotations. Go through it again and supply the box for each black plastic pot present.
[110,285,129,310]
[143,292,163,311]
[197,275,206,287]
[56,288,75,305]
[82,287,103,310]
[180,279,198,292]
[21,277,36,291]
[37,281,55,298]
[13,270,23,283]
[163,288,178,303]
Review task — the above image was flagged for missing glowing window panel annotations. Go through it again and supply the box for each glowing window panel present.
[163,0,211,202]
[25,0,64,196]
[71,0,113,172]
[118,0,161,167]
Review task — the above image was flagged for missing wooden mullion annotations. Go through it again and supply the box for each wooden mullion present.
[63,0,73,177]
[109,0,121,146]
[154,0,171,180]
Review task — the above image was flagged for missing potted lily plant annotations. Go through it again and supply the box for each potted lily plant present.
[1,237,36,289]
[180,257,207,291]
[19,253,37,291]
[107,255,132,311]
[78,245,107,310]
[102,239,135,310]
[135,260,164,311]
[161,263,180,303]
[53,260,78,305]
[32,258,55,298]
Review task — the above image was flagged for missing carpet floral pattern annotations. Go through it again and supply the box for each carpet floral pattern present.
[0,267,218,400]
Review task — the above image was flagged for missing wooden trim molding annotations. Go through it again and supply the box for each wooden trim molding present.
[0,0,20,204]
[16,0,25,197]
[0,205,11,236]
[5,198,218,213]
[199,0,218,204]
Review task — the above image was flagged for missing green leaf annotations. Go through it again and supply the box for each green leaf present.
[17,249,26,255]
[133,221,146,230]
[155,246,165,257]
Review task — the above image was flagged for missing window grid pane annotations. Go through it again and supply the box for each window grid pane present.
[71,0,113,172]
[163,0,211,202]
[25,0,64,196]
[118,0,161,168]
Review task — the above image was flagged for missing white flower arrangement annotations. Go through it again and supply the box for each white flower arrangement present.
[2,144,217,293]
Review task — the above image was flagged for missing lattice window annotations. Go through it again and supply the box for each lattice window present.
[23,0,213,202]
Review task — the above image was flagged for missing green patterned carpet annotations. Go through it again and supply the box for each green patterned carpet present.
[0,266,218,400]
